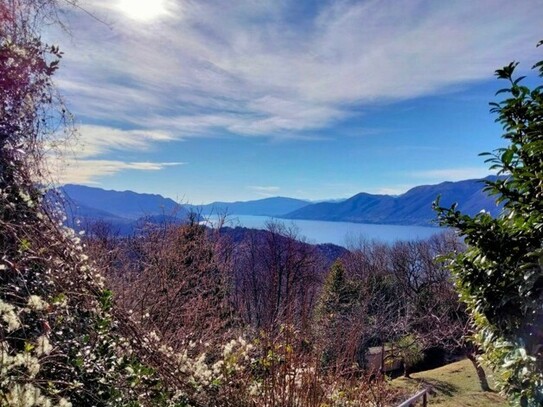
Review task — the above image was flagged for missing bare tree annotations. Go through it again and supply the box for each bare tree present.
[93,218,238,351]
[231,221,323,336]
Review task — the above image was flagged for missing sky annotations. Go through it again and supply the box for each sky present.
[47,0,543,204]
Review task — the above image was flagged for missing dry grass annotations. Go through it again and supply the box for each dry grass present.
[393,358,507,407]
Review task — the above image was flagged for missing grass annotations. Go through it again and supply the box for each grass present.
[392,358,507,407]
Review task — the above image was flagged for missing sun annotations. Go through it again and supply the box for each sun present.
[116,0,169,22]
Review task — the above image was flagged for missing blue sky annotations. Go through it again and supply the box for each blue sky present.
[48,0,543,203]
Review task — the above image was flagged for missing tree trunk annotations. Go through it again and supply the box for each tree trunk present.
[402,360,411,378]
[467,352,490,392]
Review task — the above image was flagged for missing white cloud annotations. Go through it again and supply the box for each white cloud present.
[52,159,184,184]
[54,0,542,137]
[43,0,542,182]
[68,125,175,158]
[47,124,181,183]
[409,167,493,181]
[248,185,281,197]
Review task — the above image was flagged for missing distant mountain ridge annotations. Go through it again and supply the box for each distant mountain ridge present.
[196,197,310,217]
[60,185,310,218]
[57,185,311,233]
[283,177,501,226]
[58,184,190,234]
[62,184,183,219]
[57,177,501,232]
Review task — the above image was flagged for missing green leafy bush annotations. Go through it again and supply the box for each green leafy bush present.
[435,41,543,406]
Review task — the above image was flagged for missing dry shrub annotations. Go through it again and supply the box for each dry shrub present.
[243,325,401,407]
[89,218,238,352]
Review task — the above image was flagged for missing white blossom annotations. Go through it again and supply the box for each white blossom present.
[27,295,48,311]
[0,299,21,332]
[35,336,53,356]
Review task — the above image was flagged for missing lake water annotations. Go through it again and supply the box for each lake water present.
[201,215,443,247]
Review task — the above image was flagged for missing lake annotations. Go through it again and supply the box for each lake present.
[201,215,443,247]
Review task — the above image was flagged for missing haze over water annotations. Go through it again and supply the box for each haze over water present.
[202,215,442,247]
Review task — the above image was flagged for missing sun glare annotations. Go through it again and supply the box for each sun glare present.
[117,0,169,22]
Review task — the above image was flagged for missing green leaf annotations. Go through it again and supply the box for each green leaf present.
[496,88,512,95]
[502,149,514,165]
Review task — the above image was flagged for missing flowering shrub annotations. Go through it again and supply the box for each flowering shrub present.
[155,325,400,407]
[0,180,192,405]
[0,2,188,404]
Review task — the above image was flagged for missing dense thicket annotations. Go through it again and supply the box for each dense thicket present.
[87,220,477,397]
[0,1,220,406]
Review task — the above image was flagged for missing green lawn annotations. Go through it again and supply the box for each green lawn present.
[393,358,507,407]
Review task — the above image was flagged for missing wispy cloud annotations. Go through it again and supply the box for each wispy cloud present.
[47,0,542,182]
[371,186,416,196]
[52,159,184,184]
[248,185,281,197]
[70,125,174,158]
[56,0,542,129]
[48,125,181,183]
[409,167,493,182]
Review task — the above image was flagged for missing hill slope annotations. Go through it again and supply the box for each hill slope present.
[57,185,191,234]
[394,358,505,407]
[284,177,501,226]
[62,184,184,219]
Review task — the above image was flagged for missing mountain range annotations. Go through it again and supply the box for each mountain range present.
[59,184,310,223]
[57,177,501,233]
[283,177,501,226]
[195,197,310,217]
[58,184,190,234]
